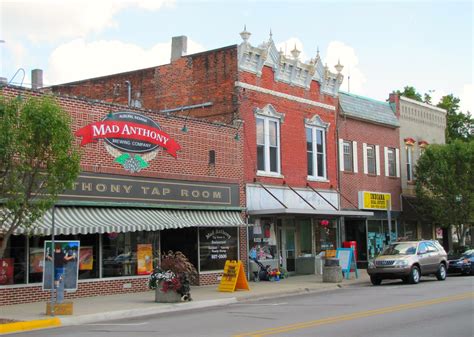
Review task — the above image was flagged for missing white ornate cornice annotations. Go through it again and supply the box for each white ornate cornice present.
[237,28,343,96]
[305,114,330,129]
[254,104,285,122]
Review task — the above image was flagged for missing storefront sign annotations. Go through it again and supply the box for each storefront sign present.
[75,111,181,172]
[137,244,153,275]
[358,191,391,210]
[199,228,238,272]
[59,172,239,207]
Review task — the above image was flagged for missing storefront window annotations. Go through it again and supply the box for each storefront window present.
[77,234,100,280]
[199,227,238,272]
[102,231,159,278]
[0,235,26,285]
[248,221,277,262]
[316,219,336,253]
[298,219,312,255]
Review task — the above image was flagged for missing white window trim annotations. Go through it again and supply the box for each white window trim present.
[363,143,368,174]
[352,141,358,173]
[375,145,381,176]
[406,145,413,181]
[338,139,344,171]
[256,115,281,175]
[396,148,400,178]
[306,126,327,180]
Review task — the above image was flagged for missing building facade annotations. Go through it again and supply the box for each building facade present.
[0,85,246,305]
[389,94,447,245]
[338,92,401,266]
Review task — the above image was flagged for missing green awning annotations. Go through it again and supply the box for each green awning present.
[4,207,246,236]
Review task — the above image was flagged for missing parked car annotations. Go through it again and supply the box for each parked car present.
[448,249,474,275]
[367,240,448,285]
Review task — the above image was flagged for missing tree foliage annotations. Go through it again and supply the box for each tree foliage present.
[396,86,423,102]
[415,141,474,245]
[437,94,474,143]
[0,94,81,258]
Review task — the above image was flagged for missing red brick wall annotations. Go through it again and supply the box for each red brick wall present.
[50,46,239,124]
[238,66,339,189]
[337,116,401,211]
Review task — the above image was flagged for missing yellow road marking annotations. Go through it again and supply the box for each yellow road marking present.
[234,292,474,337]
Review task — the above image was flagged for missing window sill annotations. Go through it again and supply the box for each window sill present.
[342,170,355,175]
[307,176,329,182]
[257,171,284,179]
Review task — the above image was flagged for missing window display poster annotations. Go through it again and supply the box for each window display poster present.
[42,240,80,291]
[0,258,14,285]
[79,246,94,271]
[137,244,153,275]
[29,247,44,273]
[199,228,238,271]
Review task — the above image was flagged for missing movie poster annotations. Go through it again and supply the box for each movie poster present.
[79,246,93,271]
[137,244,153,275]
[42,240,80,291]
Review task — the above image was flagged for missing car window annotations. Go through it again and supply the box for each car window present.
[426,242,438,253]
[381,243,417,255]
[418,242,428,254]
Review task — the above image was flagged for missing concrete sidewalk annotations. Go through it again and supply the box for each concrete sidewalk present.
[0,272,370,334]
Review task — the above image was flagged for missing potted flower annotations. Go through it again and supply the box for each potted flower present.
[149,251,197,303]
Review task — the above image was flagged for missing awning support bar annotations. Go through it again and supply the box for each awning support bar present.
[287,184,316,210]
[259,184,287,209]
[306,184,338,211]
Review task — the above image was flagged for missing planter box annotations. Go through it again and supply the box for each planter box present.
[155,285,182,303]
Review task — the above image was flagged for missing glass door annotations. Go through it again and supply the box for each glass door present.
[285,227,295,272]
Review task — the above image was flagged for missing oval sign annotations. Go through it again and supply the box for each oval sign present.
[103,112,161,153]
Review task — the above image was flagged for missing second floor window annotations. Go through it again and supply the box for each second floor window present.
[256,116,280,174]
[387,147,396,177]
[306,127,326,178]
[367,144,376,175]
[343,141,353,172]
[406,146,414,181]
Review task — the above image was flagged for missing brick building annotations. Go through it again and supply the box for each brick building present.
[0,85,246,305]
[338,92,401,266]
[52,30,373,275]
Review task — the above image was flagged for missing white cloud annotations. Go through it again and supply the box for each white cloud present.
[459,83,473,113]
[46,38,204,85]
[2,0,175,43]
[324,41,366,95]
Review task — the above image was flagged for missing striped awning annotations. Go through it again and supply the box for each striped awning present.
[4,207,246,236]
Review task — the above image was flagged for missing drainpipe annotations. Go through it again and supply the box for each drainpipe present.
[125,81,131,107]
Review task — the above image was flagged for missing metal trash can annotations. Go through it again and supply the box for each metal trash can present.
[323,258,342,283]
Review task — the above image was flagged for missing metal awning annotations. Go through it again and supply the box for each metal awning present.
[248,208,373,217]
[4,207,246,236]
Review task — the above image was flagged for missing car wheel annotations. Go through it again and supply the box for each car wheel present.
[408,266,420,284]
[370,276,382,286]
[436,264,447,281]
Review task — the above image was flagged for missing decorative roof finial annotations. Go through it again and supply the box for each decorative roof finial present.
[269,29,273,41]
[240,25,251,44]
[316,46,320,59]
[290,44,300,60]
[335,59,344,73]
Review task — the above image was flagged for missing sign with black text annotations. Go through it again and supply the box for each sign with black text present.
[199,228,238,272]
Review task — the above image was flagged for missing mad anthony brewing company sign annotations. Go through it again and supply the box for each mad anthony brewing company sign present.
[76,112,181,172]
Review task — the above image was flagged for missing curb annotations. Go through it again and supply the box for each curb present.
[0,318,61,335]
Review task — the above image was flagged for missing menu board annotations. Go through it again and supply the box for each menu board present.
[199,228,238,272]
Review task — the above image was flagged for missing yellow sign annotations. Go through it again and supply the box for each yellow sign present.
[325,250,337,258]
[137,244,153,275]
[217,260,250,292]
[360,191,391,210]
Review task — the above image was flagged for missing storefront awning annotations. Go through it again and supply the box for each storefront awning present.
[4,207,246,236]
[248,208,373,217]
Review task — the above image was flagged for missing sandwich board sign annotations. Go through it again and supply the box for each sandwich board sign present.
[336,248,358,280]
[218,260,250,292]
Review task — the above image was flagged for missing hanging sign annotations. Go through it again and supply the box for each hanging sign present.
[217,260,250,292]
[75,111,181,172]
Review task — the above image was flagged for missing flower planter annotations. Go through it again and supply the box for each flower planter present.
[155,284,182,303]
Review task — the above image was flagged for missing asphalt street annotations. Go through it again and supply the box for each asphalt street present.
[11,275,474,337]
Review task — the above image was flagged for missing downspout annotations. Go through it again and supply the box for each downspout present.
[125,81,131,107]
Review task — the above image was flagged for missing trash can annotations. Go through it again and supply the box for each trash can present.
[323,258,342,283]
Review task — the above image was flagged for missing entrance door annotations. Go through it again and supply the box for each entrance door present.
[278,220,296,273]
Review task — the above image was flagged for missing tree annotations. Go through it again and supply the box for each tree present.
[437,94,474,143]
[415,141,474,246]
[0,94,81,258]
[396,86,423,102]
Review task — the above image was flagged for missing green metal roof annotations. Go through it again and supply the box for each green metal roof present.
[339,92,399,127]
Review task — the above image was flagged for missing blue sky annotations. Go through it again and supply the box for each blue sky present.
[1,0,472,112]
